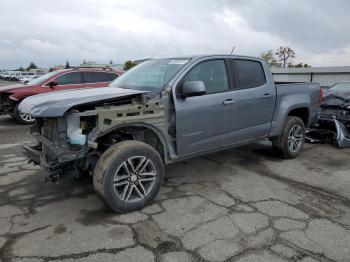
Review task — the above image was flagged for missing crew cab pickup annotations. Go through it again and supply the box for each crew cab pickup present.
[20,55,321,212]
[0,67,120,124]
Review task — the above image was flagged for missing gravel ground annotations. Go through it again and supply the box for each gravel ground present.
[0,80,350,262]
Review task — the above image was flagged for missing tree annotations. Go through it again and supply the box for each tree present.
[83,59,87,64]
[65,60,70,69]
[26,62,38,70]
[291,62,311,68]
[123,60,137,70]
[276,46,295,68]
[260,50,278,67]
[109,60,113,65]
[15,67,25,71]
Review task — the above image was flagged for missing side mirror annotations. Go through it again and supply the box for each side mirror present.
[48,81,58,88]
[182,81,206,97]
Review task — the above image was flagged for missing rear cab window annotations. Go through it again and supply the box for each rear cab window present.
[234,59,266,89]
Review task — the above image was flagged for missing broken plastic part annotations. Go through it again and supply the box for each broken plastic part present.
[334,118,350,149]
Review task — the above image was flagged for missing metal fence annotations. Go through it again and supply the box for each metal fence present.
[271,66,350,87]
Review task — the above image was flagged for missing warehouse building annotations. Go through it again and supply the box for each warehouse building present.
[271,66,350,88]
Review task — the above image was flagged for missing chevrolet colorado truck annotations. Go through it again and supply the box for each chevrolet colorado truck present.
[20,55,321,212]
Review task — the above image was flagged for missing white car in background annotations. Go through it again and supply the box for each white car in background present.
[3,72,14,81]
[12,72,36,81]
[19,75,40,84]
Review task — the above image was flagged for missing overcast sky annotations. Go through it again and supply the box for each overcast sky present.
[0,0,349,69]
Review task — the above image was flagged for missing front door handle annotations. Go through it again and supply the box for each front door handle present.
[261,93,273,99]
[223,99,236,105]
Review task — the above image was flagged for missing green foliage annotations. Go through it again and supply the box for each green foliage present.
[26,62,38,70]
[15,67,25,71]
[276,46,295,68]
[123,60,137,70]
[65,60,70,69]
[259,50,278,67]
[261,47,311,68]
[289,62,311,68]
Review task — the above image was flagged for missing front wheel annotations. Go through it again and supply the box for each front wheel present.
[14,104,35,125]
[93,140,164,213]
[272,116,305,159]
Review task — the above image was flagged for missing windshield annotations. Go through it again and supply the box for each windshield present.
[27,70,63,85]
[110,58,190,91]
[329,82,350,92]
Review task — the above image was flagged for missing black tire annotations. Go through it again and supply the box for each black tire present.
[272,116,305,159]
[93,140,164,213]
[14,103,35,125]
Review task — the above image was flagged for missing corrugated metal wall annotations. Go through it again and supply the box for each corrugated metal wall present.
[271,67,350,87]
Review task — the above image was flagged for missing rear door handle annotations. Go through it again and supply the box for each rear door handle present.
[261,93,273,99]
[223,99,236,105]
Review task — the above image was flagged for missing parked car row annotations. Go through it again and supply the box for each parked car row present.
[0,67,121,124]
[0,71,43,82]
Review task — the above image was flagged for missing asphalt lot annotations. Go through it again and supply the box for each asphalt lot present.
[0,80,350,262]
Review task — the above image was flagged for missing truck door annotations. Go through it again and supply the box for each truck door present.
[231,59,276,140]
[174,59,240,156]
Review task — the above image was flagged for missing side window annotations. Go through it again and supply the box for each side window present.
[54,72,82,85]
[85,72,117,83]
[234,60,266,89]
[183,60,229,94]
[106,73,119,81]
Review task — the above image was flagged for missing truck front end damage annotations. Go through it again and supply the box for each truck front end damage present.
[24,116,91,181]
[23,93,166,182]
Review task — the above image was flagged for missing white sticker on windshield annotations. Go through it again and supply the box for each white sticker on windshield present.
[168,59,189,65]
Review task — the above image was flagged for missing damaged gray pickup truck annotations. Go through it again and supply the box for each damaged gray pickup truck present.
[20,55,321,212]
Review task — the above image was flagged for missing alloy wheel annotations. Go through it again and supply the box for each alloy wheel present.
[20,113,35,123]
[113,156,157,203]
[288,124,304,153]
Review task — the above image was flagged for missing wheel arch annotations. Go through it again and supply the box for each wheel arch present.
[287,107,310,127]
[97,123,169,162]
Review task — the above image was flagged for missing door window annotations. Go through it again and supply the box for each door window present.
[183,60,229,94]
[85,72,118,83]
[234,60,266,89]
[53,72,82,85]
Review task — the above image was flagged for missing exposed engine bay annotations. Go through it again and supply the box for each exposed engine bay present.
[23,92,172,182]
[307,91,350,148]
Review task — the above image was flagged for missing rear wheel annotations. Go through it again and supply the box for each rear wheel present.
[272,116,305,159]
[14,104,35,125]
[93,140,164,213]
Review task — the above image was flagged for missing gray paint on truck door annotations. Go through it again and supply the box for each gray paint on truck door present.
[174,59,240,155]
[232,59,276,141]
